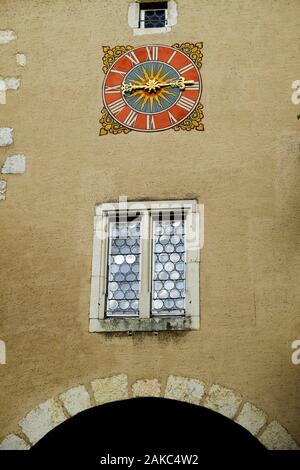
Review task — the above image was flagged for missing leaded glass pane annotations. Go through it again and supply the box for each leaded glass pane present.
[152,216,186,315]
[106,219,141,317]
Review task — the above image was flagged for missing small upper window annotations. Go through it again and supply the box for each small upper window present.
[139,2,168,29]
[128,1,177,36]
[89,199,203,333]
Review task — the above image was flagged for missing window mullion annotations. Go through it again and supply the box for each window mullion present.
[139,210,151,319]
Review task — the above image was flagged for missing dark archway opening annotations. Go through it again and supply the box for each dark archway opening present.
[29,397,268,464]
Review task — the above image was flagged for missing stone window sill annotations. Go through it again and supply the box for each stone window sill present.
[89,316,199,333]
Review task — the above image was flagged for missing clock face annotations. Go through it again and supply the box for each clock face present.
[102,45,202,132]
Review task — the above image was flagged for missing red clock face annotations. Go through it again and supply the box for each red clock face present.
[103,45,202,132]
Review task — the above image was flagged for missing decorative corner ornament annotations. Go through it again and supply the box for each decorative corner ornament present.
[173,102,204,132]
[99,43,204,135]
[99,107,131,136]
[172,42,203,70]
[102,45,134,74]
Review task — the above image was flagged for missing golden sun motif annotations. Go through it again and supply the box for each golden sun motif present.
[125,63,179,113]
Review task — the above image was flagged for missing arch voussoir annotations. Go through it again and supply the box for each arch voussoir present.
[0,374,298,451]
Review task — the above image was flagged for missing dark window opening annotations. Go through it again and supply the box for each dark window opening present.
[139,2,168,29]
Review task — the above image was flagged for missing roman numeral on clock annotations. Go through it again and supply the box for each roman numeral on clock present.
[111,68,127,76]
[178,63,194,74]
[167,50,177,64]
[146,46,159,61]
[187,82,200,90]
[146,115,156,130]
[177,95,195,111]
[168,111,178,125]
[108,97,126,115]
[124,110,138,127]
[104,85,121,94]
[126,51,140,65]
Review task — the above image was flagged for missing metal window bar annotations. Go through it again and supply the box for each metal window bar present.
[139,3,168,29]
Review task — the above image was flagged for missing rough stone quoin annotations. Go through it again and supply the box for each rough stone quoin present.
[0,78,21,105]
[0,80,6,104]
[0,30,16,44]
[0,128,13,147]
[16,53,27,67]
[1,154,26,174]
[0,180,7,201]
[5,77,21,91]
[164,375,206,405]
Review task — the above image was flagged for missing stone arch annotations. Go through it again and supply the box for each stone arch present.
[0,374,298,450]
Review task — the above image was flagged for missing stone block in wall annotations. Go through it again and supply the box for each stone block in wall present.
[59,385,92,416]
[0,180,7,201]
[164,375,206,405]
[132,379,161,397]
[235,402,267,436]
[16,53,27,67]
[0,78,21,104]
[19,399,67,445]
[0,30,16,44]
[203,384,242,419]
[0,434,30,450]
[0,80,5,104]
[1,155,26,174]
[0,128,13,147]
[91,374,128,405]
[259,421,299,450]
[5,77,21,91]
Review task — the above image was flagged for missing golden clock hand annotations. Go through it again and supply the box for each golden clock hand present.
[157,77,195,90]
[121,82,149,95]
[121,77,195,95]
[122,80,163,94]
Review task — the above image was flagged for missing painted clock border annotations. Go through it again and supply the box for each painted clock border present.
[99,43,204,136]
[102,45,202,132]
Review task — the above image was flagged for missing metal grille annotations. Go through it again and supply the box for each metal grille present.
[152,215,186,315]
[144,10,166,28]
[139,3,167,29]
[106,218,141,317]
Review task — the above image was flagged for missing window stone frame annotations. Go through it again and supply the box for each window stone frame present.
[89,199,203,333]
[128,1,177,36]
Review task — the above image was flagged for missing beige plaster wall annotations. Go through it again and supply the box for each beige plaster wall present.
[0,0,299,443]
